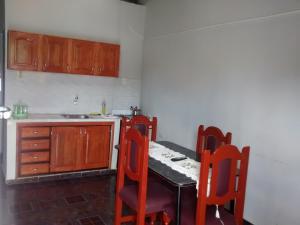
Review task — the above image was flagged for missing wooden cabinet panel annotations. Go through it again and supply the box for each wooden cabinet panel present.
[69,39,96,75]
[50,127,81,172]
[20,163,49,176]
[42,36,69,73]
[81,126,111,169]
[95,43,120,77]
[21,139,50,151]
[21,152,50,163]
[100,43,120,77]
[8,31,41,71]
[21,127,50,138]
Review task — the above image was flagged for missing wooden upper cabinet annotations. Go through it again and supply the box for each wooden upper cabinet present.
[8,31,42,71]
[42,36,69,73]
[81,126,111,169]
[7,30,120,77]
[69,39,96,75]
[50,127,81,172]
[95,43,120,77]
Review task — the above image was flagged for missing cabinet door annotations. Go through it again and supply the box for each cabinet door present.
[69,39,96,75]
[97,43,120,77]
[42,36,69,73]
[8,31,41,71]
[50,127,81,172]
[81,126,111,169]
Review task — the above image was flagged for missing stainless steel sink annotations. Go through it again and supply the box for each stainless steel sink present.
[61,114,90,119]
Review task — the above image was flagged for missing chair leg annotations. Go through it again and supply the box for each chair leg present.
[149,213,157,225]
[114,196,123,225]
[162,212,171,225]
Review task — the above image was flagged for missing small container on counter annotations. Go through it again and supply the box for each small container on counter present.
[12,102,28,119]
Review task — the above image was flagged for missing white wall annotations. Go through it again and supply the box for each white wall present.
[5,0,146,114]
[142,1,300,224]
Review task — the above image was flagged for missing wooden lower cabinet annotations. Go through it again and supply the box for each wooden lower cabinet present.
[17,123,113,177]
[50,127,81,172]
[18,125,51,176]
[20,151,50,164]
[50,125,112,173]
[20,163,50,176]
[81,126,111,169]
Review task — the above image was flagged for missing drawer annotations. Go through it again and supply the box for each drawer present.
[21,139,50,151]
[20,152,50,163]
[21,127,50,138]
[20,163,49,176]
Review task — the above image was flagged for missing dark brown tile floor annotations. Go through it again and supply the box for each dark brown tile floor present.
[0,173,253,225]
[0,174,116,225]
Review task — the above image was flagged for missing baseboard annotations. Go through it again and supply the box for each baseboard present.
[6,169,116,185]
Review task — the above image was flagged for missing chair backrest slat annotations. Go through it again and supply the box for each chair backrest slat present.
[117,127,149,182]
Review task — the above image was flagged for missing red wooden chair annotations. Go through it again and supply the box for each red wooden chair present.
[196,125,232,155]
[122,115,157,141]
[163,144,250,225]
[115,127,174,225]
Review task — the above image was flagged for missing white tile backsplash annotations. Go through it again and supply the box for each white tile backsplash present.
[5,70,141,114]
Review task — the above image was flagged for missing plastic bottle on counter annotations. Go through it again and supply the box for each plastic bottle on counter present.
[101,100,106,115]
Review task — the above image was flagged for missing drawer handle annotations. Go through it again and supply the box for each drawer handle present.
[33,131,39,134]
[33,168,38,171]
[33,143,38,147]
[33,156,39,159]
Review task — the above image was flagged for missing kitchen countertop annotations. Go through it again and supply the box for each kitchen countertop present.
[8,113,121,123]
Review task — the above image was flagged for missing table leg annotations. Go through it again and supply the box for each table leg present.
[229,199,235,214]
[176,186,182,225]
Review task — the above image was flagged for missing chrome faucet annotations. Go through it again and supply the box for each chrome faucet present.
[73,95,79,105]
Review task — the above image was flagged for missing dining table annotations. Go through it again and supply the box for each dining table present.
[148,141,199,225]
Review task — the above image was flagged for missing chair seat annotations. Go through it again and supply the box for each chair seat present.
[166,196,236,225]
[119,182,174,214]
